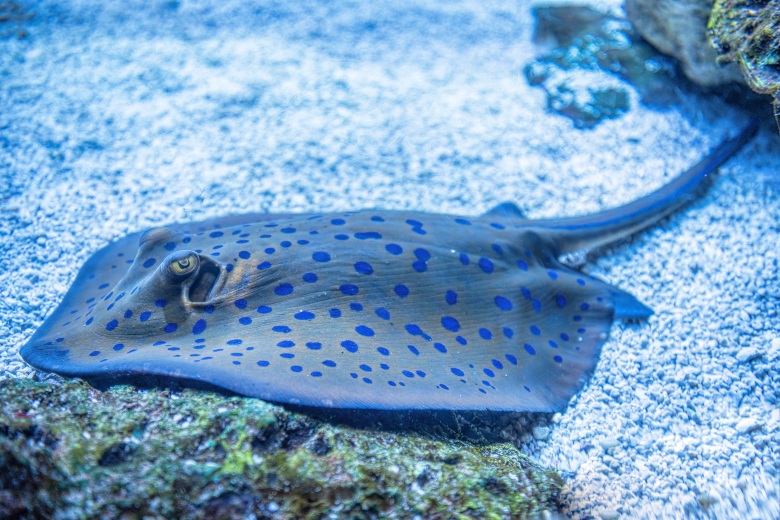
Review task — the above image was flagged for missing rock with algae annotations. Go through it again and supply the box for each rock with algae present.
[524,5,689,128]
[0,378,563,519]
[709,0,780,129]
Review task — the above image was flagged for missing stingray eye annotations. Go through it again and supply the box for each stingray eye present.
[165,251,199,280]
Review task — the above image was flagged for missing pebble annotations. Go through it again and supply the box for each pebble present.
[735,417,762,434]
[532,426,550,441]
[735,347,760,363]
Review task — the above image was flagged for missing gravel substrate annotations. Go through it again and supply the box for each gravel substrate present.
[1,1,778,518]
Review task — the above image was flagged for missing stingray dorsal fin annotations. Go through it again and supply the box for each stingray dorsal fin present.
[482,202,525,219]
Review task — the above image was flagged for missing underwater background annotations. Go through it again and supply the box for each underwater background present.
[1,0,778,518]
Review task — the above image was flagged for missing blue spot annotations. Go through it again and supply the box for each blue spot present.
[388,381,397,387]
[412,260,427,272]
[341,340,358,353]
[380,364,389,370]
[554,355,563,364]
[312,252,331,262]
[521,287,532,299]
[340,284,359,296]
[303,272,318,283]
[406,219,423,227]
[298,239,310,245]
[371,215,385,222]
[530,325,541,336]
[490,222,506,230]
[238,251,250,259]
[503,327,514,339]
[349,303,363,312]
[280,241,292,248]
[106,320,118,331]
[329,308,342,318]
[123,309,133,319]
[143,258,156,268]
[182,237,192,243]
[227,339,242,345]
[155,299,167,308]
[280,353,295,359]
[331,218,346,225]
[362,377,373,384]
[310,371,322,377]
[402,370,414,378]
[153,341,165,346]
[89,350,100,357]
[445,290,457,305]
[578,327,587,334]
[239,317,252,325]
[139,311,151,322]
[355,261,373,275]
[265,247,275,254]
[405,323,431,341]
[505,354,518,365]
[577,278,586,286]
[355,232,382,240]
[549,339,559,348]
[439,384,449,390]
[164,241,176,251]
[492,244,504,256]
[524,343,536,355]
[272,325,291,333]
[454,218,471,225]
[517,260,528,271]
[385,243,403,255]
[226,263,234,272]
[484,368,495,378]
[375,308,390,320]
[492,359,503,370]
[295,311,315,321]
[547,270,559,280]
[323,360,337,367]
[531,299,542,313]
[407,345,420,355]
[479,328,492,340]
[335,234,349,240]
[257,305,272,314]
[164,323,178,333]
[459,253,469,265]
[275,283,293,296]
[85,317,94,325]
[414,248,431,261]
[394,284,409,298]
[277,340,295,348]
[456,335,467,345]
[257,261,272,270]
[235,299,247,310]
[478,257,494,273]
[306,342,322,350]
[495,296,512,311]
[209,231,223,238]
[113,343,124,351]
[561,333,570,341]
[281,227,296,234]
[230,352,242,357]
[98,284,109,290]
[434,342,447,353]
[359,364,372,372]
[192,319,207,334]
[451,367,465,377]
[581,302,591,311]
[291,365,303,372]
[356,325,375,337]
[377,347,390,356]
[441,316,460,332]
[573,315,583,322]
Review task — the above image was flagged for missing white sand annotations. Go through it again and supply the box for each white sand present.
[1,1,777,518]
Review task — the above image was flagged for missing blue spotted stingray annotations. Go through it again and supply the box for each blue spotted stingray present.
[20,123,756,411]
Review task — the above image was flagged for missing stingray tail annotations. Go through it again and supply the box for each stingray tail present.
[533,119,759,254]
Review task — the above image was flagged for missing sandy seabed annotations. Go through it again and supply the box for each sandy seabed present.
[1,1,778,518]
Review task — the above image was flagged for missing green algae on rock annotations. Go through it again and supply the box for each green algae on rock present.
[709,0,780,130]
[524,5,688,128]
[0,378,563,519]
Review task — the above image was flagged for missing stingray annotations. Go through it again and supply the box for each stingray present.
[20,122,757,411]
